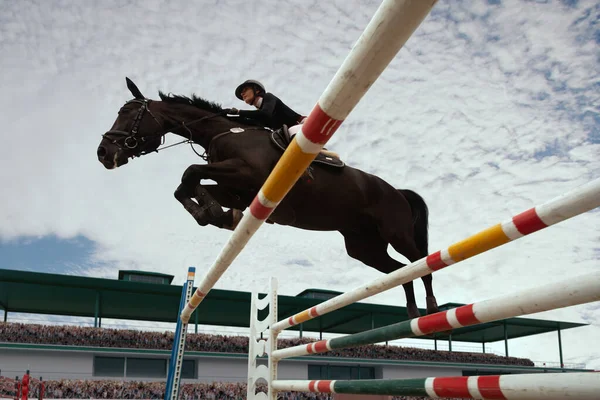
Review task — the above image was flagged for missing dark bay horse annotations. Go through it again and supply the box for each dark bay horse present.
[97,78,439,319]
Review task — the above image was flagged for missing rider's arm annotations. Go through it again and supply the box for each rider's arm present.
[238,93,277,122]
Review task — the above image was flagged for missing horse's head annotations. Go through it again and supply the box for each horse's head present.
[97,78,165,169]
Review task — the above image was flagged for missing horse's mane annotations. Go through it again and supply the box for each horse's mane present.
[158,91,223,113]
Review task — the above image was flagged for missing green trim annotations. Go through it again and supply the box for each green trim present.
[330,320,414,350]
[334,378,428,396]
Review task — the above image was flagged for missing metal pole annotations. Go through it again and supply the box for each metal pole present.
[94,292,100,328]
[299,324,303,338]
[194,310,198,334]
[448,334,452,352]
[482,341,486,353]
[320,319,323,340]
[558,324,564,368]
[504,321,509,357]
[3,309,6,322]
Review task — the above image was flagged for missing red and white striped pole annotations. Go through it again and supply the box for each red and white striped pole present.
[180,0,439,322]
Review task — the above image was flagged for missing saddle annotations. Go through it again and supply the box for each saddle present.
[270,125,345,168]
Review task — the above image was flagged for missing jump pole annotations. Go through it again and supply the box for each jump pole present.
[271,270,600,359]
[249,178,600,398]
[272,372,600,399]
[179,0,440,324]
[270,177,600,334]
[164,267,196,400]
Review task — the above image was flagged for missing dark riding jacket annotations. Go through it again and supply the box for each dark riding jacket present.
[238,92,304,130]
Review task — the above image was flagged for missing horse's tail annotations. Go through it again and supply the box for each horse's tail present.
[398,189,429,258]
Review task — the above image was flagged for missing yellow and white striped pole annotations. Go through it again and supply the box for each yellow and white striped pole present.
[181,0,439,323]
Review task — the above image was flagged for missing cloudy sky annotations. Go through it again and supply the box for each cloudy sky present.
[1,0,599,369]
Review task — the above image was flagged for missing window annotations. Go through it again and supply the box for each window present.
[126,358,167,378]
[181,359,196,379]
[308,364,374,380]
[95,356,194,379]
[94,357,125,377]
[308,365,326,379]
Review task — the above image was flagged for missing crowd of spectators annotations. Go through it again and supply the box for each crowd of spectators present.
[0,376,465,400]
[0,322,533,367]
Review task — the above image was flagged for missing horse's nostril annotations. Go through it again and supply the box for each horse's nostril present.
[97,146,107,158]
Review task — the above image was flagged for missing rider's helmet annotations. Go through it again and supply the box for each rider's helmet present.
[235,79,266,100]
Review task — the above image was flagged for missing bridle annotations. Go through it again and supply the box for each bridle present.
[102,98,225,161]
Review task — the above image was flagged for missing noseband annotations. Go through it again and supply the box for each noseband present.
[102,99,163,154]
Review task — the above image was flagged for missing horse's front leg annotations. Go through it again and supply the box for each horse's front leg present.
[174,183,243,230]
[176,160,257,230]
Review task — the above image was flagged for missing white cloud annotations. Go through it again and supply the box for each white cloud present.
[0,0,598,369]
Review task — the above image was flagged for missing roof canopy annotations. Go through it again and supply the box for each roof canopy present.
[0,269,586,343]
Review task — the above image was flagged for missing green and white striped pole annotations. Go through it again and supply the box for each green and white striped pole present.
[272,372,600,399]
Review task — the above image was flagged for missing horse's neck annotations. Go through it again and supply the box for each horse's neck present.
[161,103,233,149]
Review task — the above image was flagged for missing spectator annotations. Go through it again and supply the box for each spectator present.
[0,376,463,399]
[0,322,534,367]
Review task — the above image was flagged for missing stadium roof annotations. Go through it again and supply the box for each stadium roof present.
[0,268,587,343]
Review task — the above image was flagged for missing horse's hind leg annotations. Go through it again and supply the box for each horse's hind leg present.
[386,232,439,315]
[342,231,421,319]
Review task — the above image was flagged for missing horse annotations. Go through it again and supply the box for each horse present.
[97,77,440,319]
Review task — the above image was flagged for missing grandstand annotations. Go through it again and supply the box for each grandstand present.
[0,268,591,394]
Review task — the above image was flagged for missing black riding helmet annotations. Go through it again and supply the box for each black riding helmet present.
[235,79,266,100]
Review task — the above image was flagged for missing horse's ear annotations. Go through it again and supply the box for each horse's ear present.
[125,77,145,100]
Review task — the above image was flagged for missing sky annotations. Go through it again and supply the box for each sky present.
[0,0,599,369]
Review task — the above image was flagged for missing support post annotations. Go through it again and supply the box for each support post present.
[482,341,486,354]
[3,309,6,322]
[194,310,198,334]
[504,321,509,357]
[94,292,100,328]
[558,323,564,368]
[448,334,452,352]
[247,278,278,400]
[299,324,303,338]
[319,318,323,340]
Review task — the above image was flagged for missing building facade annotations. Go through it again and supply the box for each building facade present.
[1,343,572,383]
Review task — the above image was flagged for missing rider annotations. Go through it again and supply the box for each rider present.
[225,80,306,131]
[226,80,338,159]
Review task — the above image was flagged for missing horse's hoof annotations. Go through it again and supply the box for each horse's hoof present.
[426,296,439,315]
[232,209,243,228]
[406,303,421,320]
[191,211,209,226]
[174,183,193,201]
[223,209,244,231]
